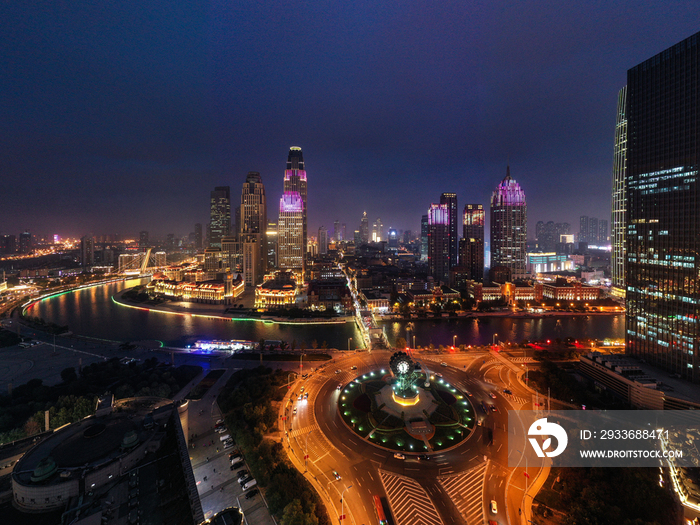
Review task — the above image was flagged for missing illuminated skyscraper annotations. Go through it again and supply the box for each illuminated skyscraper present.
[318,226,328,255]
[440,193,458,269]
[420,215,428,260]
[194,223,203,251]
[278,191,304,275]
[209,186,231,248]
[372,217,383,242]
[360,212,369,244]
[625,32,700,381]
[333,220,341,241]
[490,167,527,280]
[611,87,628,299]
[459,204,484,281]
[428,204,450,283]
[80,235,94,267]
[283,147,307,269]
[138,230,149,250]
[240,171,267,285]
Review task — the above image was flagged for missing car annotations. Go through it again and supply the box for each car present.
[223,442,235,449]
[333,471,341,480]
[350,365,357,370]
[215,426,227,433]
[298,394,303,401]
[393,453,405,460]
[418,454,431,460]
[503,389,512,395]
[293,407,297,415]
[435,373,443,378]
[245,488,259,499]
[215,419,224,426]
[335,369,341,374]
[490,500,497,514]
[465,390,473,397]
[300,386,305,392]
[440,362,447,367]
[489,393,497,399]
[230,456,242,464]
[490,405,498,412]
[336,384,342,390]
[239,476,253,486]
[237,469,248,477]
[238,472,250,483]
[304,392,308,399]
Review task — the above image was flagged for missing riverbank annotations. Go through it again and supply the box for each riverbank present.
[376,310,622,322]
[112,289,356,326]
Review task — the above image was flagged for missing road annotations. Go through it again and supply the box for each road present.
[282,348,547,525]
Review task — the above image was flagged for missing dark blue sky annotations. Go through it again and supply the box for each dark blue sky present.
[2,2,699,239]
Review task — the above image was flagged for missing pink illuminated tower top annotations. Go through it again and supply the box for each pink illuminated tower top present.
[279,191,304,214]
[428,204,450,225]
[491,166,526,207]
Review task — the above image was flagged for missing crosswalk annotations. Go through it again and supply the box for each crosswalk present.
[508,357,534,363]
[438,462,487,525]
[289,424,319,439]
[504,393,529,406]
[380,470,444,525]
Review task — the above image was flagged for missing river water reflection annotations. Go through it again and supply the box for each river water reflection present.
[28,280,624,348]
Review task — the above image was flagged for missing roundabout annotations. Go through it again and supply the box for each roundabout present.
[337,351,476,453]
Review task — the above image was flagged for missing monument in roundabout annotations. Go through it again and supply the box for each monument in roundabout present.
[338,351,475,453]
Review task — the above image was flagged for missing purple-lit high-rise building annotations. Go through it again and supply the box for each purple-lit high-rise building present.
[428,203,451,283]
[490,167,527,280]
[278,191,304,275]
[284,147,307,270]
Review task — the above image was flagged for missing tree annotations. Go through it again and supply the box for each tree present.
[291,339,297,352]
[60,367,77,383]
[321,341,328,350]
[395,337,407,350]
[281,499,309,525]
[311,340,318,350]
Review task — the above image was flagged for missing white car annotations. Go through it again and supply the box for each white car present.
[490,500,497,514]
[393,453,405,460]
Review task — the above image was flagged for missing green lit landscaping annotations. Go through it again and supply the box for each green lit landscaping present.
[337,370,476,452]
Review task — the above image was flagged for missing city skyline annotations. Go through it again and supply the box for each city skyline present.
[3,4,700,237]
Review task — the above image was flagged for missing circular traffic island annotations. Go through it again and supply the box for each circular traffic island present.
[338,352,476,453]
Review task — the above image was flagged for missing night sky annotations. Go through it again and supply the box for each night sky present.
[2,2,699,240]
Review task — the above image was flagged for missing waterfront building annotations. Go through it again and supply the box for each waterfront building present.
[0,234,17,254]
[240,171,267,284]
[611,86,628,298]
[80,235,94,268]
[372,217,383,242]
[490,167,527,279]
[625,31,700,382]
[440,192,458,269]
[222,236,243,273]
[527,252,572,274]
[283,147,307,270]
[154,251,166,267]
[255,270,300,308]
[459,204,484,281]
[118,252,145,273]
[151,273,243,303]
[428,203,451,283]
[420,214,428,260]
[266,221,278,269]
[209,186,231,248]
[278,191,305,276]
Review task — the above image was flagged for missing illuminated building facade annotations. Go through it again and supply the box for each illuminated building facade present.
[283,147,307,269]
[318,226,328,254]
[490,167,527,280]
[266,221,278,269]
[428,203,451,283]
[440,193,458,269]
[334,220,341,241]
[80,235,94,267]
[360,212,369,244]
[611,86,628,298]
[420,214,428,260]
[278,191,304,276]
[240,171,267,285]
[625,32,700,382]
[459,204,484,281]
[209,186,231,248]
[194,223,202,250]
[255,270,299,308]
[372,217,383,242]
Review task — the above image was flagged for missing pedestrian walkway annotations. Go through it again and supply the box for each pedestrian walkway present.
[379,470,444,525]
[504,393,529,406]
[438,462,487,525]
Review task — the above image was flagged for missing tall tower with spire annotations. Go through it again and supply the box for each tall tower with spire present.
[490,166,527,280]
[280,147,307,277]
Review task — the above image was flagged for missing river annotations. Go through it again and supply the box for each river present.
[27,280,625,349]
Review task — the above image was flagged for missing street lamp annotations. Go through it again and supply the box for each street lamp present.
[453,335,457,348]
[305,430,312,472]
[340,484,353,524]
[348,337,352,352]
[413,335,416,350]
[492,333,498,346]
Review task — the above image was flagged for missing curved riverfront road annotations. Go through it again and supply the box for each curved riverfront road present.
[282,349,546,525]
